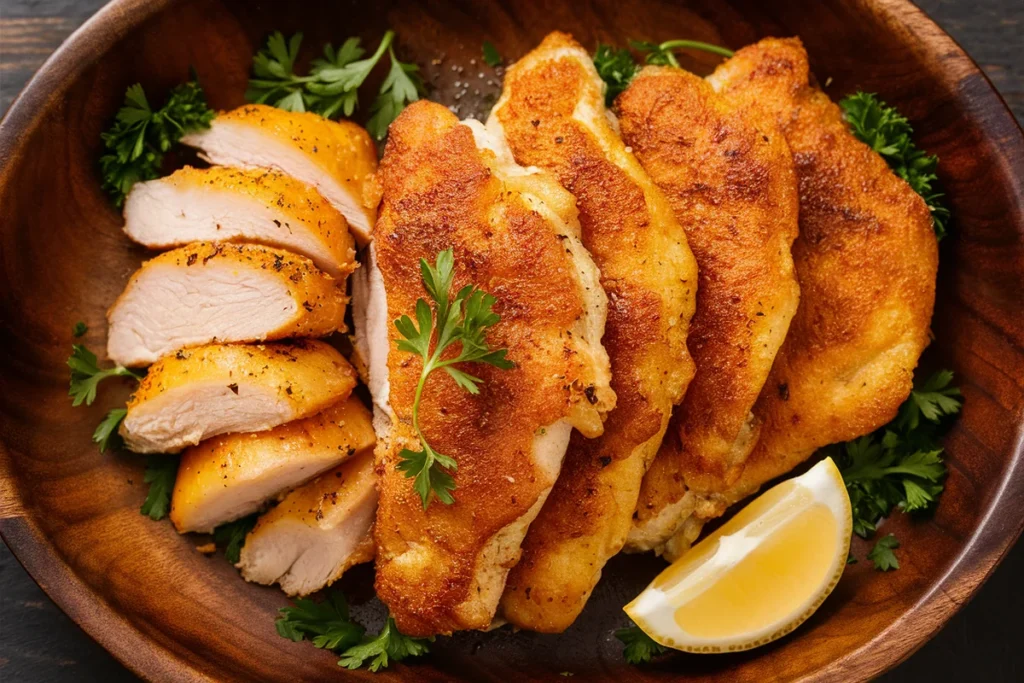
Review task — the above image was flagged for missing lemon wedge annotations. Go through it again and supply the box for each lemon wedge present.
[624,457,852,654]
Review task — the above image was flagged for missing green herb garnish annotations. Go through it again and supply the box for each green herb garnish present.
[140,455,179,521]
[72,321,88,337]
[276,592,431,671]
[630,38,734,67]
[867,533,900,571]
[393,248,514,509]
[593,44,641,105]
[482,40,502,67]
[98,80,214,206]
[67,344,142,407]
[840,92,950,238]
[837,370,962,566]
[592,38,732,106]
[213,514,259,564]
[337,616,433,672]
[93,408,127,453]
[246,30,424,140]
[616,622,667,665]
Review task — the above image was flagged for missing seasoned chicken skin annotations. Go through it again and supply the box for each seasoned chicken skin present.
[366,101,615,637]
[107,242,347,367]
[170,396,374,533]
[239,449,377,596]
[120,341,357,453]
[617,66,801,554]
[123,166,356,278]
[659,37,938,559]
[489,32,698,632]
[181,104,378,243]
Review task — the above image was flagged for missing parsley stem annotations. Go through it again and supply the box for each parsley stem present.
[657,39,735,65]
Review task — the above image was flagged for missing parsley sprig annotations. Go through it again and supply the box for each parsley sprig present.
[592,38,733,106]
[140,455,178,520]
[393,249,514,509]
[245,30,424,140]
[593,45,641,105]
[68,344,143,453]
[98,80,214,206]
[214,514,259,563]
[837,370,962,559]
[840,92,950,238]
[276,591,432,671]
[615,622,667,665]
[868,533,900,571]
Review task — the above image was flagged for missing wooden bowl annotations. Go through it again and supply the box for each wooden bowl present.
[1,0,1022,680]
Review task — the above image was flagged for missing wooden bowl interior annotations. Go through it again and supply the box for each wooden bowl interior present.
[1,0,1022,681]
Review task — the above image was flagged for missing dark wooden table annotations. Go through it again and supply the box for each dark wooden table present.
[1,1,1021,680]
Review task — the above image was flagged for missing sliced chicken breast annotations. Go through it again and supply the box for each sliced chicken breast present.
[180,104,378,243]
[360,100,615,636]
[659,37,937,560]
[107,242,347,367]
[489,32,699,633]
[616,66,801,555]
[120,340,357,453]
[169,396,375,533]
[238,450,377,596]
[122,166,356,278]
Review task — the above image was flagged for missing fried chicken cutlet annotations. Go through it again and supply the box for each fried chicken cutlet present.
[359,101,616,636]
[489,32,699,632]
[616,66,801,556]
[657,37,939,559]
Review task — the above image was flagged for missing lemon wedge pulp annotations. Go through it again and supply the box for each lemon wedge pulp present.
[624,457,852,653]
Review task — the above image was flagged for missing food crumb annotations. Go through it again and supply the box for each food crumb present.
[195,542,217,555]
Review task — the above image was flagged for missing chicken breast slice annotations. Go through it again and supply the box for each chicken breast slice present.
[120,340,357,453]
[122,166,356,278]
[617,65,801,555]
[238,449,377,596]
[359,100,614,637]
[180,104,378,243]
[169,396,375,533]
[488,32,698,633]
[655,37,937,560]
[107,242,347,367]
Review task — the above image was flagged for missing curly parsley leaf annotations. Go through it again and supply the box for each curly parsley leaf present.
[140,455,179,521]
[616,623,667,665]
[275,590,366,651]
[482,40,502,67]
[836,370,962,561]
[93,408,127,453]
[68,344,142,407]
[99,80,214,206]
[593,39,731,106]
[840,92,950,238]
[213,514,259,564]
[868,533,900,571]
[593,44,640,105]
[337,616,433,672]
[393,249,514,509]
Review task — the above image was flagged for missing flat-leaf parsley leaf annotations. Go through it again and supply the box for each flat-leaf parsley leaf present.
[616,623,667,665]
[140,455,179,521]
[337,616,433,672]
[867,533,900,571]
[393,249,514,509]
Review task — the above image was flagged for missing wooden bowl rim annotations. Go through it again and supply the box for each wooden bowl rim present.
[0,0,1022,680]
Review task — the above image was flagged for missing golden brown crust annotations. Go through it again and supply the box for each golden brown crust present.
[372,100,613,636]
[616,66,801,549]
[125,340,357,420]
[170,397,375,533]
[108,242,348,352]
[142,165,356,277]
[706,38,938,508]
[197,104,378,241]
[491,32,698,632]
